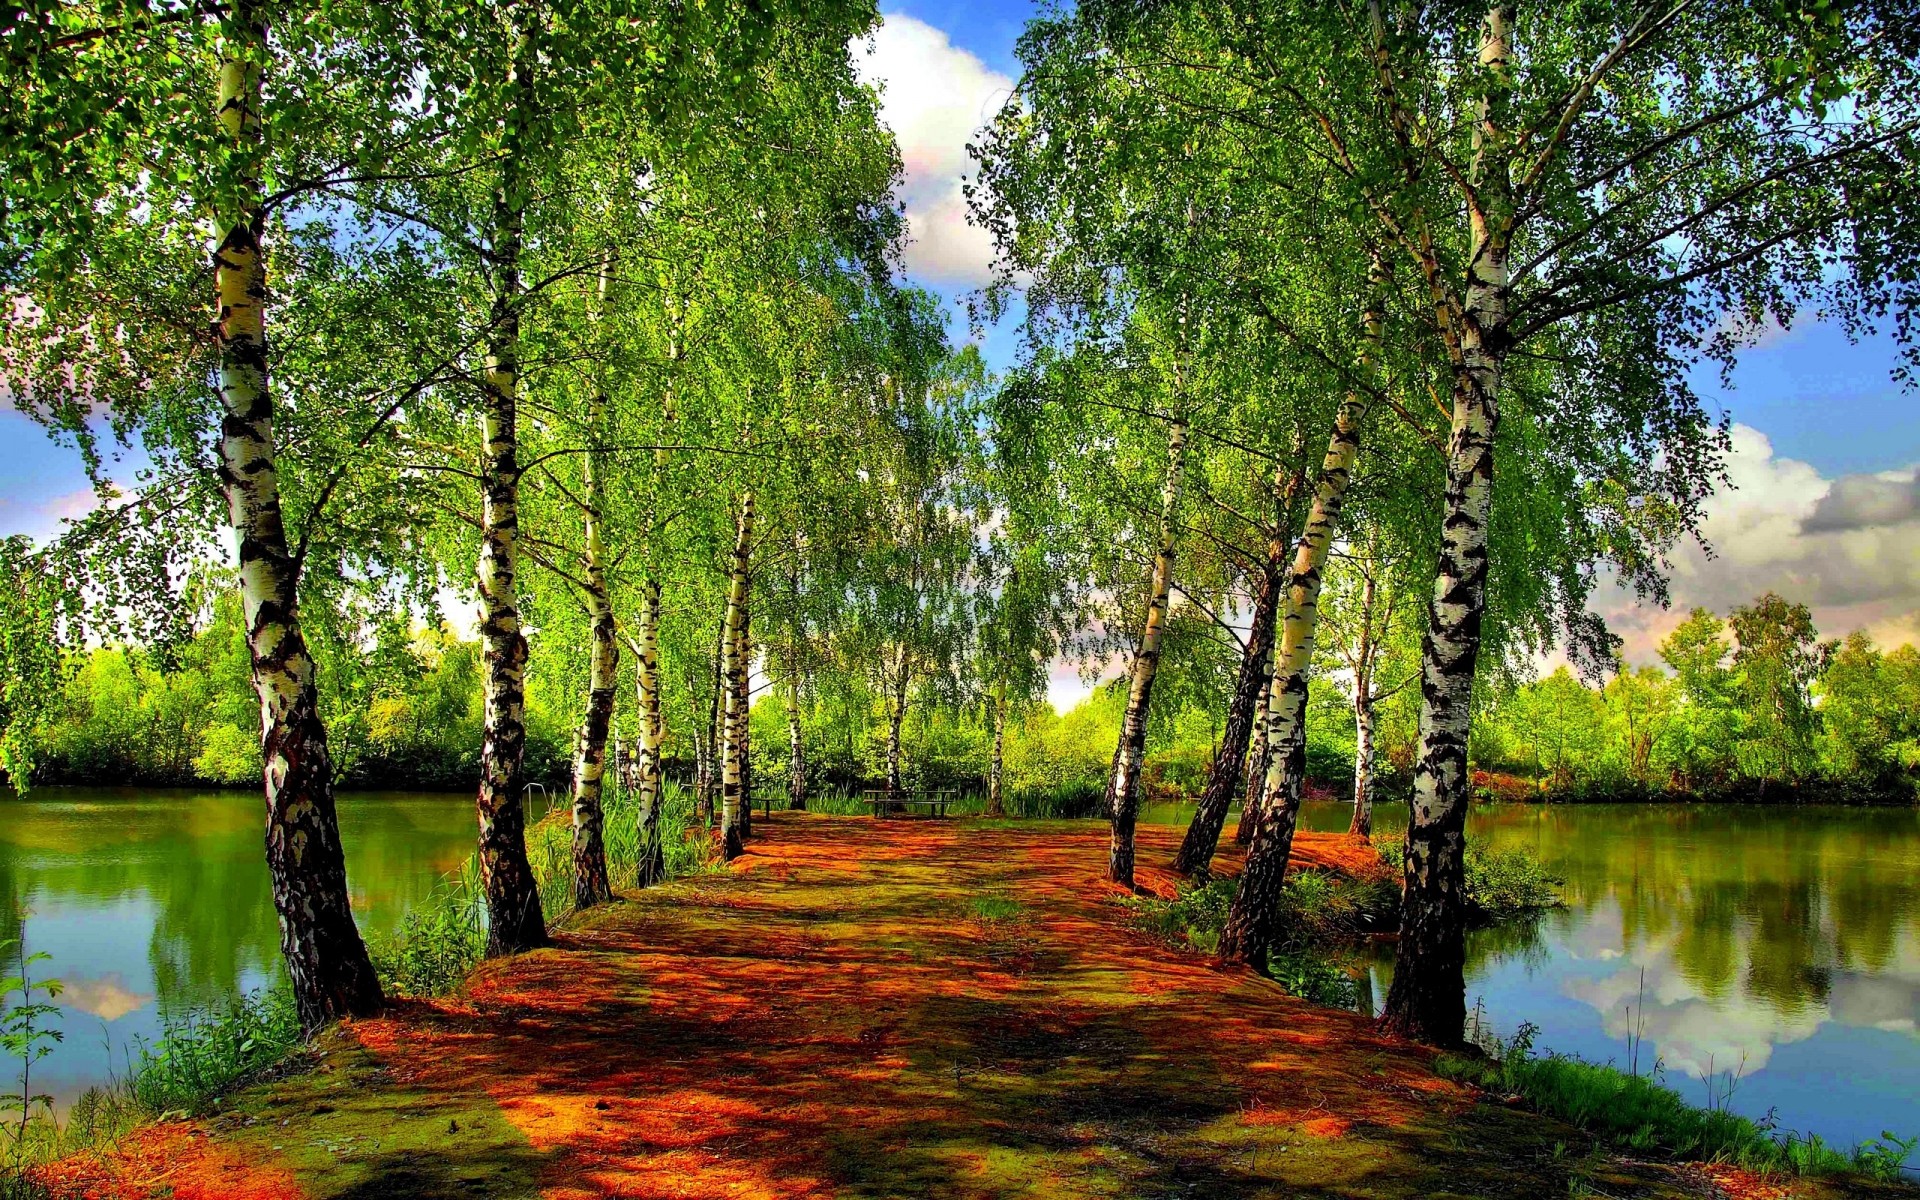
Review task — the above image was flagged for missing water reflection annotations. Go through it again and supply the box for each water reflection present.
[1347,801,1920,1163]
[0,787,478,1103]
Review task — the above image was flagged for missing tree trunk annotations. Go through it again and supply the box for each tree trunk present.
[1221,264,1384,966]
[214,3,381,1029]
[787,673,807,810]
[1236,668,1273,847]
[473,21,547,957]
[885,671,907,810]
[1107,419,1188,888]
[1382,3,1514,1048]
[697,615,724,830]
[986,683,1008,817]
[1349,573,1379,839]
[735,576,753,841]
[568,315,617,909]
[633,578,665,887]
[1175,561,1280,878]
[719,494,754,861]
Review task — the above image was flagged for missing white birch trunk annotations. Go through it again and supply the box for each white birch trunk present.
[214,1,381,1027]
[1106,419,1187,886]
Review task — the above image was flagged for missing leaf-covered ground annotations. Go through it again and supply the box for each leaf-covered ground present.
[35,815,1906,1199]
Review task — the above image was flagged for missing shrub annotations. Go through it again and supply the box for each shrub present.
[1122,874,1369,1007]
[127,989,301,1116]
[367,885,486,998]
[1373,840,1561,919]
[190,724,261,786]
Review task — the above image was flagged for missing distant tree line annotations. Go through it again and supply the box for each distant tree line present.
[1474,594,1920,804]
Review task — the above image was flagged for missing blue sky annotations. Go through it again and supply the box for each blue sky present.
[6,3,1918,673]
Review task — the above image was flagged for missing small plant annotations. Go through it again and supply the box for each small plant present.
[368,883,486,998]
[1,937,63,1163]
[967,892,1023,923]
[1267,951,1358,1008]
[128,988,300,1116]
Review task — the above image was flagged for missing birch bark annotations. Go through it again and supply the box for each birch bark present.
[568,259,618,908]
[1382,3,1515,1046]
[719,494,754,861]
[474,21,547,956]
[1220,253,1386,966]
[631,578,666,886]
[986,683,1008,817]
[1106,420,1187,887]
[214,0,381,1028]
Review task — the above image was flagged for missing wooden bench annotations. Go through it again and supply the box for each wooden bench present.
[863,789,955,818]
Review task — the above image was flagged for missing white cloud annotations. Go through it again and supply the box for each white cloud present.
[0,485,101,542]
[855,14,1013,287]
[1596,424,1920,663]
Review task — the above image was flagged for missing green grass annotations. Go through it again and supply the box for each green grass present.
[1435,1025,1919,1183]
[966,891,1023,922]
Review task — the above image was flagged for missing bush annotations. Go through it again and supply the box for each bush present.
[1122,873,1371,1007]
[1374,840,1561,919]
[190,723,261,786]
[367,884,485,998]
[128,989,301,1115]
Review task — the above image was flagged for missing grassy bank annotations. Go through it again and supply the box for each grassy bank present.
[1,779,725,1193]
[1437,1026,1918,1185]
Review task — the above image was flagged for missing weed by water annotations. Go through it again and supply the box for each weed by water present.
[1123,875,1367,1007]
[128,988,301,1115]
[1436,1023,1919,1183]
[1373,840,1562,918]
[2,957,292,1190]
[1007,780,1104,819]
[368,882,486,998]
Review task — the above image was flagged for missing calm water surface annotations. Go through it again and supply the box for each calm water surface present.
[1332,800,1917,1167]
[0,787,478,1106]
[8,788,1918,1168]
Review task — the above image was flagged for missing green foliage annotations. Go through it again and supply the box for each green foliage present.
[366,886,486,1000]
[1473,594,1920,803]
[26,611,571,791]
[191,723,261,787]
[1374,841,1561,920]
[1441,1025,1918,1183]
[1124,872,1380,1006]
[127,989,301,1117]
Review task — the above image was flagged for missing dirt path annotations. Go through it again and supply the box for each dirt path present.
[43,816,1752,1198]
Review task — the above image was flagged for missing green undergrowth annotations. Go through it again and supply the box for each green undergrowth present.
[1437,1024,1918,1184]
[1373,839,1564,919]
[374,778,720,999]
[1123,871,1393,1007]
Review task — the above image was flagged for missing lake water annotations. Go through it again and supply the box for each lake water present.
[1354,801,1920,1168]
[6,788,1918,1170]
[0,787,482,1107]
